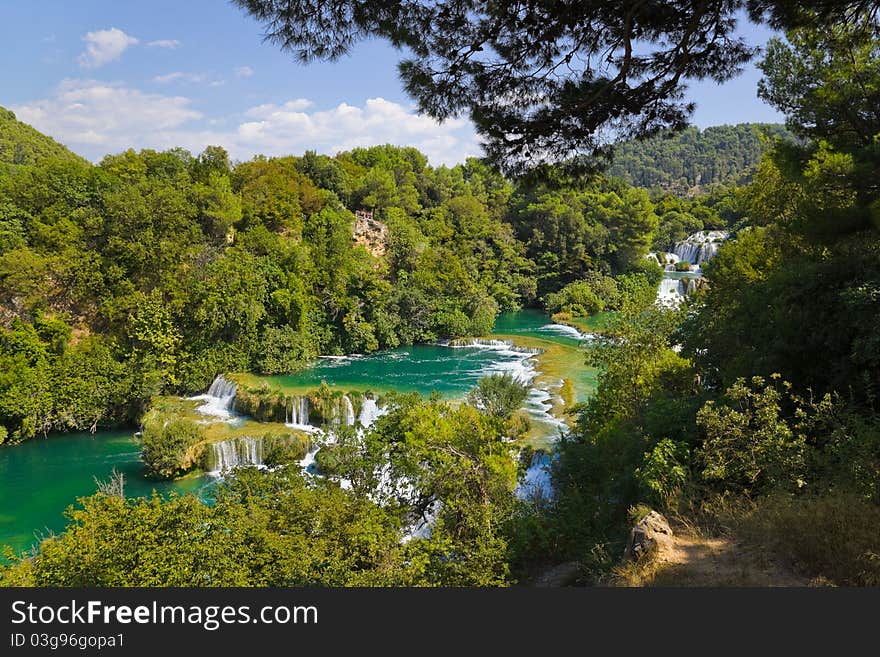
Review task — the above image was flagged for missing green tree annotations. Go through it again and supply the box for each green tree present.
[233,1,863,174]
[468,373,529,420]
[758,19,880,148]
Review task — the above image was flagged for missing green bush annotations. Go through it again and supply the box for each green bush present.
[635,438,690,506]
[697,376,807,495]
[263,432,310,466]
[467,373,529,420]
[141,412,205,479]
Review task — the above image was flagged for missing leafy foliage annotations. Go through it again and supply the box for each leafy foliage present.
[608,124,792,194]
[0,107,86,167]
[232,0,864,175]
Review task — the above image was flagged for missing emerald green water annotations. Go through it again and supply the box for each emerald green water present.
[0,430,212,557]
[0,310,593,557]
[262,309,590,396]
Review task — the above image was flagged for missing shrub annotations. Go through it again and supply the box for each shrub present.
[141,413,205,479]
[635,438,690,506]
[263,432,310,467]
[468,373,529,419]
[697,376,807,495]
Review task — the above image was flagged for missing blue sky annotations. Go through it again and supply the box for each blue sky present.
[1,0,783,166]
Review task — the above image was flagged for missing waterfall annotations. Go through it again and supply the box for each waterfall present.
[516,452,554,501]
[190,375,238,419]
[357,397,384,429]
[209,437,263,474]
[285,396,310,428]
[342,395,355,426]
[446,338,543,355]
[656,277,691,307]
[647,252,680,270]
[672,230,728,265]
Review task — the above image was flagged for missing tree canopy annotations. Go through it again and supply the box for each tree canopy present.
[0,107,86,168]
[233,0,876,175]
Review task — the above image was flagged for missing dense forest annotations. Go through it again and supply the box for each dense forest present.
[0,108,86,169]
[0,109,675,444]
[2,10,879,587]
[608,123,792,195]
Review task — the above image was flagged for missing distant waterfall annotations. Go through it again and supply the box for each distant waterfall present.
[191,375,238,419]
[672,230,728,265]
[515,452,554,501]
[647,251,680,271]
[285,396,310,427]
[357,397,384,429]
[447,338,543,355]
[342,395,355,426]
[209,437,263,474]
[656,277,692,307]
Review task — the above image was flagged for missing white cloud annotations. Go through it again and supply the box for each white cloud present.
[234,66,254,78]
[222,97,479,165]
[77,28,139,68]
[12,79,202,152]
[147,39,180,49]
[245,99,313,117]
[13,84,480,166]
[153,72,208,84]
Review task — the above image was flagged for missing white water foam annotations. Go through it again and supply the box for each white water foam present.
[188,375,239,421]
[539,323,591,341]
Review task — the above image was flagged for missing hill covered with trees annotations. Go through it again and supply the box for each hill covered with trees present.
[608,123,792,194]
[0,118,665,444]
[0,107,86,168]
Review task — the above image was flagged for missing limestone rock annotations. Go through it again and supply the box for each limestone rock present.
[624,510,674,561]
[352,210,389,258]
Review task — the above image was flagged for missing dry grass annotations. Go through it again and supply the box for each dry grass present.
[612,511,817,587]
[732,492,880,587]
[614,491,880,587]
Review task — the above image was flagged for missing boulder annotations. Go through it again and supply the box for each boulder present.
[624,510,674,561]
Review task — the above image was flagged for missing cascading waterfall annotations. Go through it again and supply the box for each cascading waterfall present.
[190,374,238,419]
[656,277,692,307]
[516,452,554,501]
[285,396,310,427]
[646,251,680,271]
[209,437,263,474]
[672,230,728,265]
[357,397,384,429]
[342,395,355,426]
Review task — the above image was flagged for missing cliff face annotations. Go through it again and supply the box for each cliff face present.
[353,211,389,258]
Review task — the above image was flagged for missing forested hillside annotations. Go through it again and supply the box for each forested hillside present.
[0,127,665,444]
[608,123,792,194]
[0,107,86,167]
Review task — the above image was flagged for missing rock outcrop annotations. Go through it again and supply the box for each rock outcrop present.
[624,510,674,561]
[353,210,389,258]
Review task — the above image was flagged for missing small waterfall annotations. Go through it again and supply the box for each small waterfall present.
[190,375,238,419]
[357,397,384,429]
[656,276,691,307]
[516,452,554,501]
[446,338,543,355]
[209,437,263,474]
[672,230,728,265]
[342,395,355,426]
[286,396,310,427]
